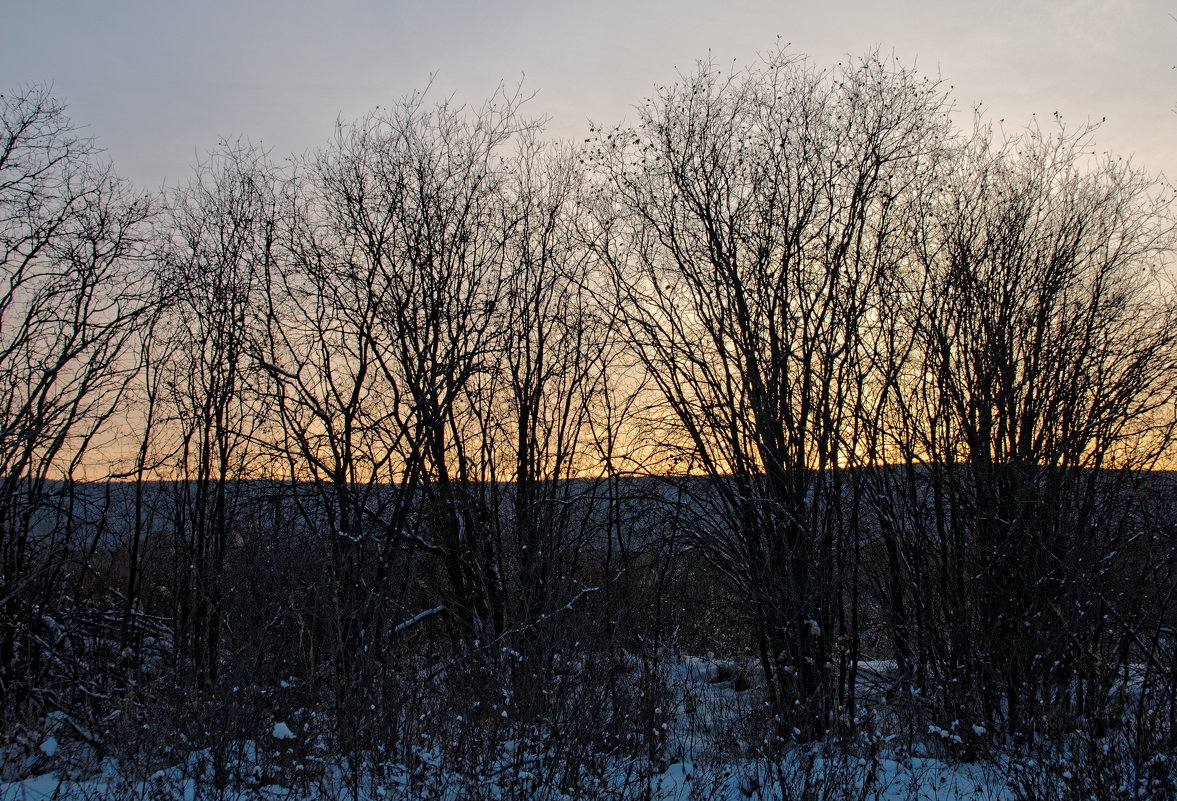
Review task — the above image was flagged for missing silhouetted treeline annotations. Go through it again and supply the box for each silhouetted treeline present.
[2,49,1177,797]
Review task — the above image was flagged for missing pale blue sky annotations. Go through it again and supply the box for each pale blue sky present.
[3,0,1174,188]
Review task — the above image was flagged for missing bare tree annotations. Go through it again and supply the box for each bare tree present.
[590,50,952,736]
[477,136,614,629]
[884,119,1177,736]
[153,140,281,688]
[0,85,152,712]
[260,88,532,669]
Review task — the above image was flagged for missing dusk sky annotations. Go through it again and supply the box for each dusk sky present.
[3,0,1174,190]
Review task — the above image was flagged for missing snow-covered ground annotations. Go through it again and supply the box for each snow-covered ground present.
[0,755,1012,800]
[0,657,1024,801]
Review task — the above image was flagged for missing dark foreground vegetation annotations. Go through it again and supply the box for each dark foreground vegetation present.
[2,48,1176,798]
